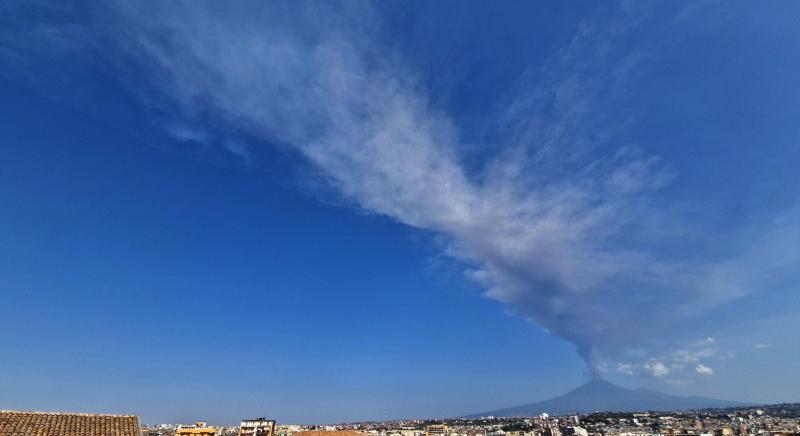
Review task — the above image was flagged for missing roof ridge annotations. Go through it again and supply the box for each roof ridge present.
[0,409,138,418]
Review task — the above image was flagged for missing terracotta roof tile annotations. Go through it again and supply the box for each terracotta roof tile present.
[0,410,140,436]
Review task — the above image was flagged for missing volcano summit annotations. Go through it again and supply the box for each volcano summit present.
[467,380,748,417]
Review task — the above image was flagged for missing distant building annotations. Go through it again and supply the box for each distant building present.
[240,418,276,436]
[0,410,140,436]
[543,425,560,436]
[293,431,363,436]
[714,428,736,436]
[571,427,588,436]
[401,430,425,436]
[427,425,448,436]
[176,421,216,436]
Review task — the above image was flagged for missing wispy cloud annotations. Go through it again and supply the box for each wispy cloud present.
[695,364,714,377]
[644,360,671,378]
[672,345,717,364]
[4,1,798,379]
[616,338,718,381]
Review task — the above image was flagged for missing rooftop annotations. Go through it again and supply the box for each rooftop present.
[0,410,140,436]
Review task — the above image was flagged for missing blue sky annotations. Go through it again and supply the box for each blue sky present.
[1,0,800,425]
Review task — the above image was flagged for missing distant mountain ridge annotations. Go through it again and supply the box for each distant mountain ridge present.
[466,380,749,417]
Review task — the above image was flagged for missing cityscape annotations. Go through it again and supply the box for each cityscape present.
[138,405,800,436]
[4,404,800,436]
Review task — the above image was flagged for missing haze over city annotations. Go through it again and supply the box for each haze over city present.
[1,0,799,426]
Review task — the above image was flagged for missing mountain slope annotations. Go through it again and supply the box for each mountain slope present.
[467,380,748,417]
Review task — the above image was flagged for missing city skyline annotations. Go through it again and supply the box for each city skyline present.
[2,0,800,425]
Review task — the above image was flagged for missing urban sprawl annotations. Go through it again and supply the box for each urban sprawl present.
[138,404,800,436]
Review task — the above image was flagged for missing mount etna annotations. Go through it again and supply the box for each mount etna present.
[466,380,749,417]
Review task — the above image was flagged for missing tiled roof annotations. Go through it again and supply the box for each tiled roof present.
[0,410,140,436]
